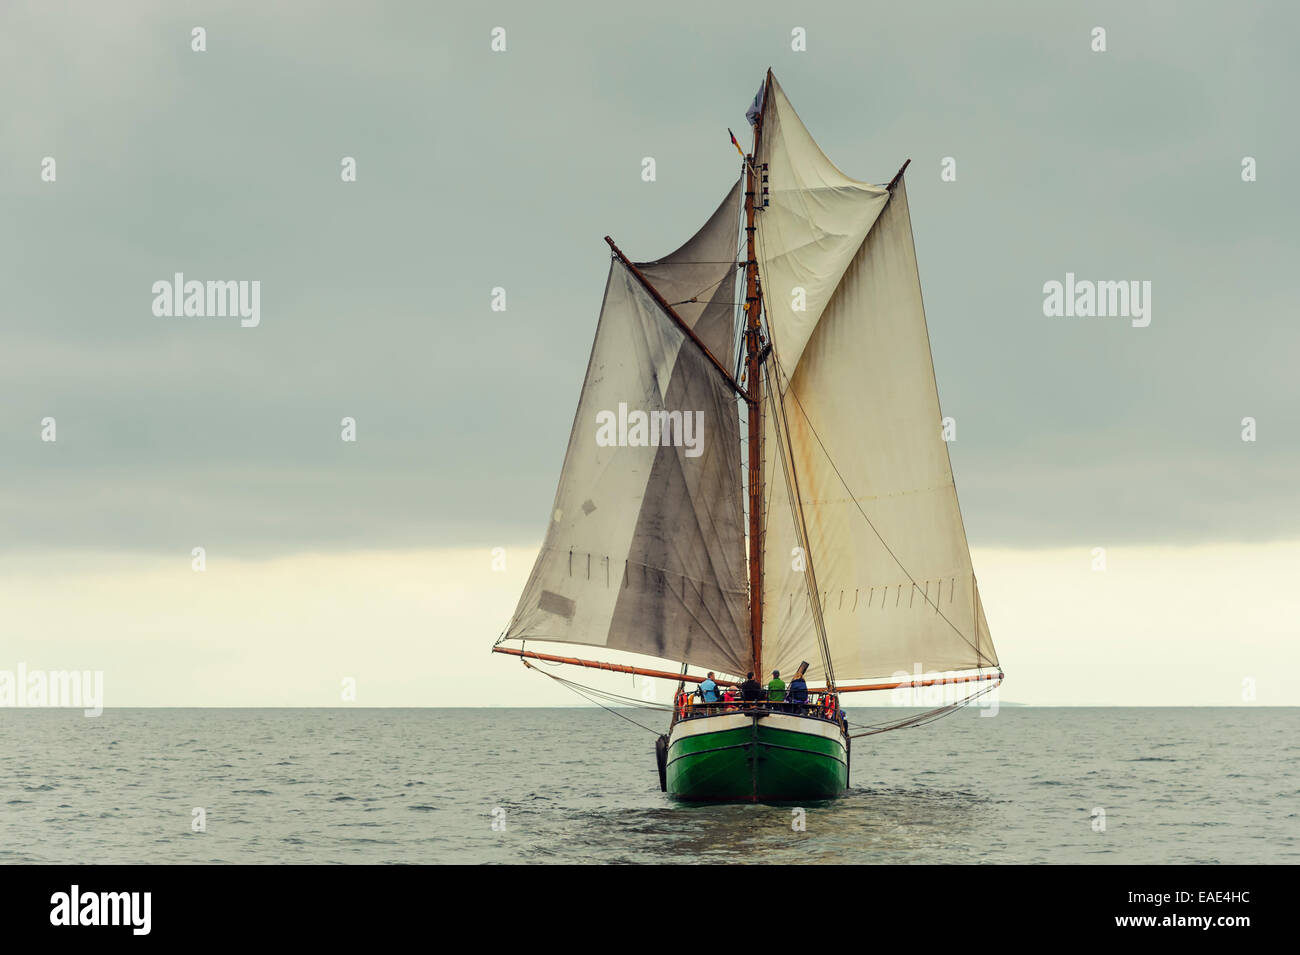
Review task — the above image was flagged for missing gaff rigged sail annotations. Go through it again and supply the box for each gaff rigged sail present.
[503,187,751,674]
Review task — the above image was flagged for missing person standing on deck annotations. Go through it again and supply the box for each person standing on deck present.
[786,673,808,709]
[739,672,763,702]
[699,672,720,705]
[767,670,785,703]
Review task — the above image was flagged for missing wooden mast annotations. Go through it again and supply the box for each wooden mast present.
[744,72,771,680]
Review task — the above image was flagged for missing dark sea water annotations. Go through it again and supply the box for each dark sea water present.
[0,707,1294,865]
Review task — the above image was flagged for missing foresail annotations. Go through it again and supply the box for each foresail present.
[503,259,751,676]
[755,75,889,372]
[760,175,998,683]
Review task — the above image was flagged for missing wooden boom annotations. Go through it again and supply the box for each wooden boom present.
[495,646,1001,694]
[493,647,737,687]
[817,671,1002,694]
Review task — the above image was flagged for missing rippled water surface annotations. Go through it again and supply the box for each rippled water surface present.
[1,707,1294,864]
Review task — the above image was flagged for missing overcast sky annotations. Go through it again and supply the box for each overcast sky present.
[2,1,1297,706]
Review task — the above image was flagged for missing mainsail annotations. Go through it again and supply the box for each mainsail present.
[756,76,998,683]
[502,183,752,676]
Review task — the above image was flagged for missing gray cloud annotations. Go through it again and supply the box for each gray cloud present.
[2,1,1297,556]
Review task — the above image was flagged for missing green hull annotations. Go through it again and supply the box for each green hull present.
[664,711,848,802]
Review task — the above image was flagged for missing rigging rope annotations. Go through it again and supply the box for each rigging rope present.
[664,264,745,309]
[762,357,837,685]
[514,646,997,742]
[846,680,999,738]
[520,659,670,736]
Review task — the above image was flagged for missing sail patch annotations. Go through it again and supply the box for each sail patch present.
[538,591,576,620]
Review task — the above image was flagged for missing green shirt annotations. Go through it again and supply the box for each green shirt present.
[767,678,785,701]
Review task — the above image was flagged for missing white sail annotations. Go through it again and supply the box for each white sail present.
[503,252,752,675]
[755,76,890,372]
[758,88,997,683]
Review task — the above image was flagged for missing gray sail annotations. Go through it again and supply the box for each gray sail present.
[636,178,743,362]
[503,252,751,675]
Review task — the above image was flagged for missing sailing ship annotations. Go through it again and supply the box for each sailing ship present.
[495,72,1002,802]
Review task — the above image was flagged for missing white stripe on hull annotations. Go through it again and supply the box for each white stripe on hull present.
[669,713,752,741]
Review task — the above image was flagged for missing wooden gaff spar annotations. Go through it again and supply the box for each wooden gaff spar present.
[493,71,1002,801]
